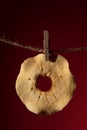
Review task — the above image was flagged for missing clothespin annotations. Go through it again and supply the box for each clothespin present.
[43,30,50,61]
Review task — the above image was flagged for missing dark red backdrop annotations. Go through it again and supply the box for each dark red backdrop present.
[0,1,87,130]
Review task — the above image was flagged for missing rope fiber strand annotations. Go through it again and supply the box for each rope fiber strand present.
[0,38,43,53]
[0,38,87,53]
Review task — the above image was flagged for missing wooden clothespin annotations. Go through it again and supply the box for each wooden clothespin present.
[43,30,50,61]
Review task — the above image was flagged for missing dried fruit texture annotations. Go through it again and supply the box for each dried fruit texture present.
[16,54,76,115]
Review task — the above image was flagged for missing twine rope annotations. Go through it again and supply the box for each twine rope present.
[0,38,87,53]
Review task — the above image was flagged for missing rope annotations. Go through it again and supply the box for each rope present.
[0,38,43,53]
[0,38,87,53]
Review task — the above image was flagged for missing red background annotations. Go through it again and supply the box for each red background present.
[0,1,87,130]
